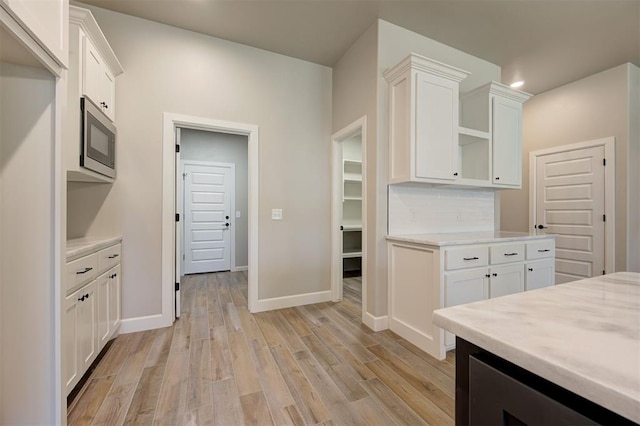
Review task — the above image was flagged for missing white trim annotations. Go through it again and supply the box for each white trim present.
[529,137,615,275]
[118,314,171,334]
[363,312,388,332]
[251,290,332,313]
[163,113,259,327]
[330,116,368,323]
[180,159,237,273]
[0,7,64,77]
[232,266,248,272]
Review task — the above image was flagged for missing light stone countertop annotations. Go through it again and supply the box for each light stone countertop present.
[386,230,555,247]
[433,272,640,423]
[66,236,122,261]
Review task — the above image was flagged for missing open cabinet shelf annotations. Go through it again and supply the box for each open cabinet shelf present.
[341,137,363,277]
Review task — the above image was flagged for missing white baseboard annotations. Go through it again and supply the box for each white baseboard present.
[119,314,173,334]
[363,312,388,331]
[251,290,332,313]
[231,266,248,272]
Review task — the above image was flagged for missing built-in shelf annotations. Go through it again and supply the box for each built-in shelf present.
[342,140,363,277]
[342,250,363,259]
[343,173,362,182]
[342,224,362,231]
[458,126,490,140]
[343,196,362,202]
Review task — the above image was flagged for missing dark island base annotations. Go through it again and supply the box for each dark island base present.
[455,337,637,426]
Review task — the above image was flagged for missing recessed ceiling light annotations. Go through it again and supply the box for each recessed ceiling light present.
[510,81,524,88]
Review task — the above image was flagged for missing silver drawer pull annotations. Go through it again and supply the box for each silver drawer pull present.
[76,267,93,275]
[504,252,518,256]
[537,249,550,252]
[463,257,479,261]
[108,254,120,259]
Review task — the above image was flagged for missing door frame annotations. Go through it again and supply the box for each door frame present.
[180,159,236,275]
[529,137,615,275]
[330,116,367,314]
[162,113,259,322]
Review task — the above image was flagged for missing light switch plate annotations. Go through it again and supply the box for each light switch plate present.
[271,209,283,220]
[236,211,241,218]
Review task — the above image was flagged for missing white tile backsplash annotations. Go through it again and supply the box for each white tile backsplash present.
[388,184,495,235]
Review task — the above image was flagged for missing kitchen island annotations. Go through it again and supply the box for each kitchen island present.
[434,272,640,425]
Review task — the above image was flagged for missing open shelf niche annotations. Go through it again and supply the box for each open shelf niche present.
[342,135,362,276]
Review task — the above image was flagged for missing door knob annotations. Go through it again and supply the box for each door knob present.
[225,223,229,227]
[225,215,229,219]
[537,224,547,229]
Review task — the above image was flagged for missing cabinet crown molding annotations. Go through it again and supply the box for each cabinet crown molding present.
[383,53,470,84]
[69,5,123,76]
[463,81,532,104]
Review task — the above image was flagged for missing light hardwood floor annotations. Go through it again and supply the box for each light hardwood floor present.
[68,272,455,425]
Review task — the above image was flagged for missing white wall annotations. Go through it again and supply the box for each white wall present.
[180,128,249,268]
[84,5,332,319]
[501,64,638,272]
[0,62,57,423]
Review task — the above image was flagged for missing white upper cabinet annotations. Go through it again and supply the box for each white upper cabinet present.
[384,54,470,184]
[461,82,532,188]
[0,0,68,74]
[70,5,123,122]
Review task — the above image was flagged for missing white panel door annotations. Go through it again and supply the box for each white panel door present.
[535,146,605,283]
[183,163,232,274]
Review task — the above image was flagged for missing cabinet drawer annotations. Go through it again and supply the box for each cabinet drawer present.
[66,253,98,295]
[98,244,121,274]
[445,246,488,270]
[526,240,555,260]
[490,243,524,265]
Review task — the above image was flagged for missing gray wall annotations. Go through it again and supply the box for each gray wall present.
[181,128,249,268]
[501,63,640,273]
[84,4,332,319]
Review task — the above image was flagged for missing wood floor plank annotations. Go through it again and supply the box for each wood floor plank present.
[183,404,214,426]
[300,334,340,369]
[92,381,138,426]
[351,396,399,426]
[293,350,365,425]
[248,339,296,424]
[123,364,165,425]
[269,345,331,425]
[268,310,307,353]
[239,391,274,426]
[237,304,267,347]
[326,363,368,402]
[209,325,233,381]
[223,301,243,334]
[92,332,139,378]
[396,337,456,378]
[211,378,244,426]
[145,326,174,368]
[227,331,262,396]
[361,378,427,426]
[367,344,455,418]
[365,359,453,425]
[152,342,190,425]
[310,325,376,381]
[253,311,287,347]
[280,308,313,337]
[186,337,213,410]
[67,375,115,425]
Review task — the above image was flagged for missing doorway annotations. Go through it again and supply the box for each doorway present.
[162,113,259,324]
[331,117,367,319]
[530,137,615,283]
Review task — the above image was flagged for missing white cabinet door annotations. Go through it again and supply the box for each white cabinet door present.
[0,0,68,67]
[415,72,459,181]
[489,264,524,298]
[444,269,489,346]
[101,66,116,121]
[492,96,522,186]
[108,265,121,334]
[63,293,79,395]
[526,259,555,291]
[77,280,98,373]
[82,35,102,107]
[96,272,110,348]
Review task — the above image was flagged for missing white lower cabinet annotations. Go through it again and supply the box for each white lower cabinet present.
[64,240,122,395]
[388,235,555,360]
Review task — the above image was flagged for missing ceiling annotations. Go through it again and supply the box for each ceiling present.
[78,0,640,94]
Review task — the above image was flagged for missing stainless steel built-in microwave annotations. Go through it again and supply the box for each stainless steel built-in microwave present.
[81,97,116,178]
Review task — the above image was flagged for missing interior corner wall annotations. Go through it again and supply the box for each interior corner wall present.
[85,5,332,318]
[180,128,249,268]
[332,22,379,315]
[628,63,640,272]
[501,64,631,272]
